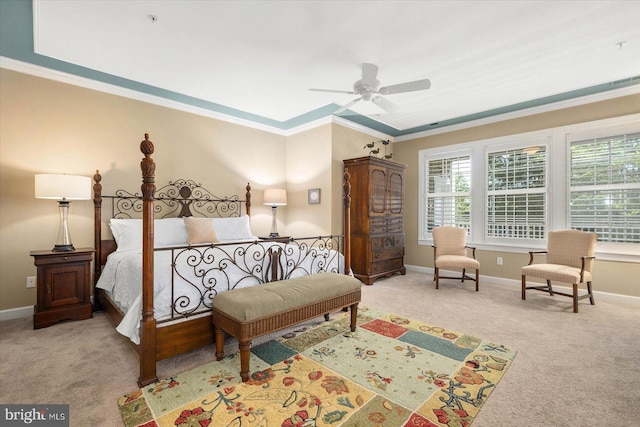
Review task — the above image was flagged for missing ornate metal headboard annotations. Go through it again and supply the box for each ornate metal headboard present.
[92,170,252,278]
[102,178,251,219]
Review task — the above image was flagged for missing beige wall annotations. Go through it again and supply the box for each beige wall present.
[285,124,332,236]
[393,94,640,298]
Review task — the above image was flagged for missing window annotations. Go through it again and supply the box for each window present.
[486,145,547,240]
[570,132,640,244]
[418,115,639,259]
[422,152,471,237]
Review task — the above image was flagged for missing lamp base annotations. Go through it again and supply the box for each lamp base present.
[53,244,75,252]
[269,232,280,237]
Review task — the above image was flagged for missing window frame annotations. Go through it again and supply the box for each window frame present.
[484,138,550,245]
[420,149,472,240]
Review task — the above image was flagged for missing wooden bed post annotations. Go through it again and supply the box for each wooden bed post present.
[92,170,102,310]
[343,168,351,276]
[245,183,251,215]
[139,133,158,387]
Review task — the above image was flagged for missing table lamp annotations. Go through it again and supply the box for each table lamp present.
[35,174,92,251]
[263,188,287,237]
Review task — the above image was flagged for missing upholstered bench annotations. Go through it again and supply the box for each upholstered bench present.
[211,273,362,382]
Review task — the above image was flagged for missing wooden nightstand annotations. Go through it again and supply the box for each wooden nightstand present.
[259,236,291,243]
[30,248,94,329]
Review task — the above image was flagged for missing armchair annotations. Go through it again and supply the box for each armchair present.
[521,230,597,313]
[432,226,479,291]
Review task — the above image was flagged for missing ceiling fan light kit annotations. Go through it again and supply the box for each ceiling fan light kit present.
[309,63,431,114]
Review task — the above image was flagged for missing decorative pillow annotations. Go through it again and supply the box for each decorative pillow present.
[183,217,219,244]
[211,215,255,241]
[109,219,142,252]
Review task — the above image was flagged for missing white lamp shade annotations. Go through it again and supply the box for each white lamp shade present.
[35,174,92,200]
[263,188,287,206]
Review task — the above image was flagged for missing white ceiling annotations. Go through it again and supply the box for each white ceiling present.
[33,0,640,134]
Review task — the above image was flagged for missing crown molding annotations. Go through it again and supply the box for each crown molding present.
[1,56,291,136]
[394,84,640,142]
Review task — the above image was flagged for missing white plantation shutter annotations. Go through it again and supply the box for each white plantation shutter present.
[424,154,471,235]
[570,133,640,243]
[487,145,547,239]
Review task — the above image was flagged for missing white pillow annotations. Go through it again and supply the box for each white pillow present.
[109,218,188,251]
[211,215,255,241]
[109,219,142,252]
[155,218,188,247]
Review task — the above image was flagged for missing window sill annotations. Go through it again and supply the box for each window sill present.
[418,240,640,263]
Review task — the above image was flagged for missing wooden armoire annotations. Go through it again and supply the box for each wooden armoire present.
[343,156,406,285]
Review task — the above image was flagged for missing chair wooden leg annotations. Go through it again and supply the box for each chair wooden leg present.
[435,267,439,289]
[461,268,466,282]
[546,279,554,296]
[475,269,479,291]
[587,281,595,305]
[521,275,526,300]
[572,283,579,313]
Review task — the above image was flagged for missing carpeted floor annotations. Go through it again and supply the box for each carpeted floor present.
[118,307,516,426]
[1,271,639,426]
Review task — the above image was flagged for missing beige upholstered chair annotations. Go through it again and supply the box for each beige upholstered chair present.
[432,226,479,291]
[521,230,597,313]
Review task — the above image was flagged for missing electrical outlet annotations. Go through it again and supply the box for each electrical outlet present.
[496,257,503,266]
[26,276,36,288]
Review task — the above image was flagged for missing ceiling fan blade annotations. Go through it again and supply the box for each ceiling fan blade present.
[361,63,379,87]
[334,97,362,114]
[372,96,399,113]
[309,88,356,94]
[378,78,431,95]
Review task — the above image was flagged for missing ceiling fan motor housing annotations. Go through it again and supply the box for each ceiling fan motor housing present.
[353,79,380,101]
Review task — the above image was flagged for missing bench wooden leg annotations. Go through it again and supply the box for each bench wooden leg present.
[215,327,225,361]
[239,339,252,382]
[350,303,358,332]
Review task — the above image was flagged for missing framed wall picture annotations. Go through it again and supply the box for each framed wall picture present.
[308,188,321,204]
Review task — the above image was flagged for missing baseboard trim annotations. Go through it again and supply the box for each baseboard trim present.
[405,264,640,306]
[0,305,33,321]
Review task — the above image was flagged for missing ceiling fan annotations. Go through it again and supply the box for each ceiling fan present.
[309,63,431,114]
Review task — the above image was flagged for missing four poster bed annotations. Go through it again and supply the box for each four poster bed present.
[93,134,353,386]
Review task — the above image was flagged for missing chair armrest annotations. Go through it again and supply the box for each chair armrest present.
[465,245,477,259]
[579,255,596,282]
[527,250,547,265]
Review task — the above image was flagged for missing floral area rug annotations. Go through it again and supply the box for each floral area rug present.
[118,307,516,426]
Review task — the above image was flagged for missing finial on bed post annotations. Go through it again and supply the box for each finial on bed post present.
[93,170,103,309]
[343,168,352,276]
[245,183,251,215]
[139,133,158,386]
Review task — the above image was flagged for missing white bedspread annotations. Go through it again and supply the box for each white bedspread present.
[96,240,344,344]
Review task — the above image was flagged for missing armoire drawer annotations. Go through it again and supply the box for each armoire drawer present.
[370,257,404,274]
[370,235,404,249]
[371,246,405,262]
[369,217,387,234]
